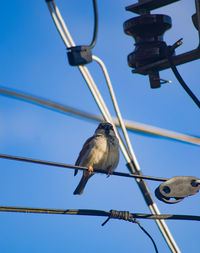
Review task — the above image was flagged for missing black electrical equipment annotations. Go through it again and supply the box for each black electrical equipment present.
[124,0,200,88]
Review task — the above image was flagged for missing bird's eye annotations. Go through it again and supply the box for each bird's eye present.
[97,123,104,129]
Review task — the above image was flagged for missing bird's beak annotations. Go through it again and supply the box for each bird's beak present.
[105,127,110,135]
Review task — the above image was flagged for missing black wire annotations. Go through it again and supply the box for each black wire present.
[89,0,98,48]
[101,210,158,253]
[0,153,167,182]
[135,221,158,253]
[1,205,200,252]
[166,48,200,109]
[1,206,200,221]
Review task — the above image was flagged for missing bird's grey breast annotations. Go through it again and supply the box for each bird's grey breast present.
[82,134,108,169]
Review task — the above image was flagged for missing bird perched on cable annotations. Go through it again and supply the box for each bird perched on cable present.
[73,122,119,195]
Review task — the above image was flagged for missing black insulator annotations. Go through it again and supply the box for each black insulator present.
[124,14,172,68]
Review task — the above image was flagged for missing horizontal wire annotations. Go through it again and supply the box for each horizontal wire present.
[0,206,199,221]
[0,86,200,145]
[0,153,167,182]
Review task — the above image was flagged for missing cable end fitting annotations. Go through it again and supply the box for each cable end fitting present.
[67,46,92,66]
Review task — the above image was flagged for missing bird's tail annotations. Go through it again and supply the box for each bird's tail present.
[73,174,92,195]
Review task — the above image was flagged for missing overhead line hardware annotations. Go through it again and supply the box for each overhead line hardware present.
[125,0,200,89]
[155,176,200,204]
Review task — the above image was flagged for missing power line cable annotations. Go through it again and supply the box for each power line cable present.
[1,86,199,145]
[89,0,98,48]
[0,153,167,182]
[101,210,159,252]
[166,45,200,109]
[136,221,158,253]
[1,205,199,252]
[1,153,200,203]
[1,206,199,253]
[0,206,199,221]
[92,55,141,173]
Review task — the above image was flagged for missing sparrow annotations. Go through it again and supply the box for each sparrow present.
[73,122,119,195]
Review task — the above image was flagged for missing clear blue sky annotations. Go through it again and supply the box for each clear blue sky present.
[0,0,199,252]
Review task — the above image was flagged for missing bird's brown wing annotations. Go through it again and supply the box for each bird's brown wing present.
[74,136,94,176]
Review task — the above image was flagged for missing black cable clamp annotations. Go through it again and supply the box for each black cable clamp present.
[67,0,97,66]
[155,176,200,204]
[102,210,137,226]
[67,46,92,66]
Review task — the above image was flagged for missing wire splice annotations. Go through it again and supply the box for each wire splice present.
[102,210,132,226]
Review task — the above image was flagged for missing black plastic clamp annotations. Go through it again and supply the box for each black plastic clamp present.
[67,46,92,66]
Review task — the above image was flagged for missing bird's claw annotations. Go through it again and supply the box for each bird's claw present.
[88,166,94,175]
[106,167,113,178]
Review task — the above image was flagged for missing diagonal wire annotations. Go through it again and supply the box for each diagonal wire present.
[0,86,199,145]
[167,53,200,109]
[90,56,181,252]
[47,0,132,164]
[46,1,180,251]
[92,55,141,169]
[46,1,180,252]
[91,56,178,248]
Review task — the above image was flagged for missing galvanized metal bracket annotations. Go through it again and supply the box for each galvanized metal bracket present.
[155,176,200,204]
